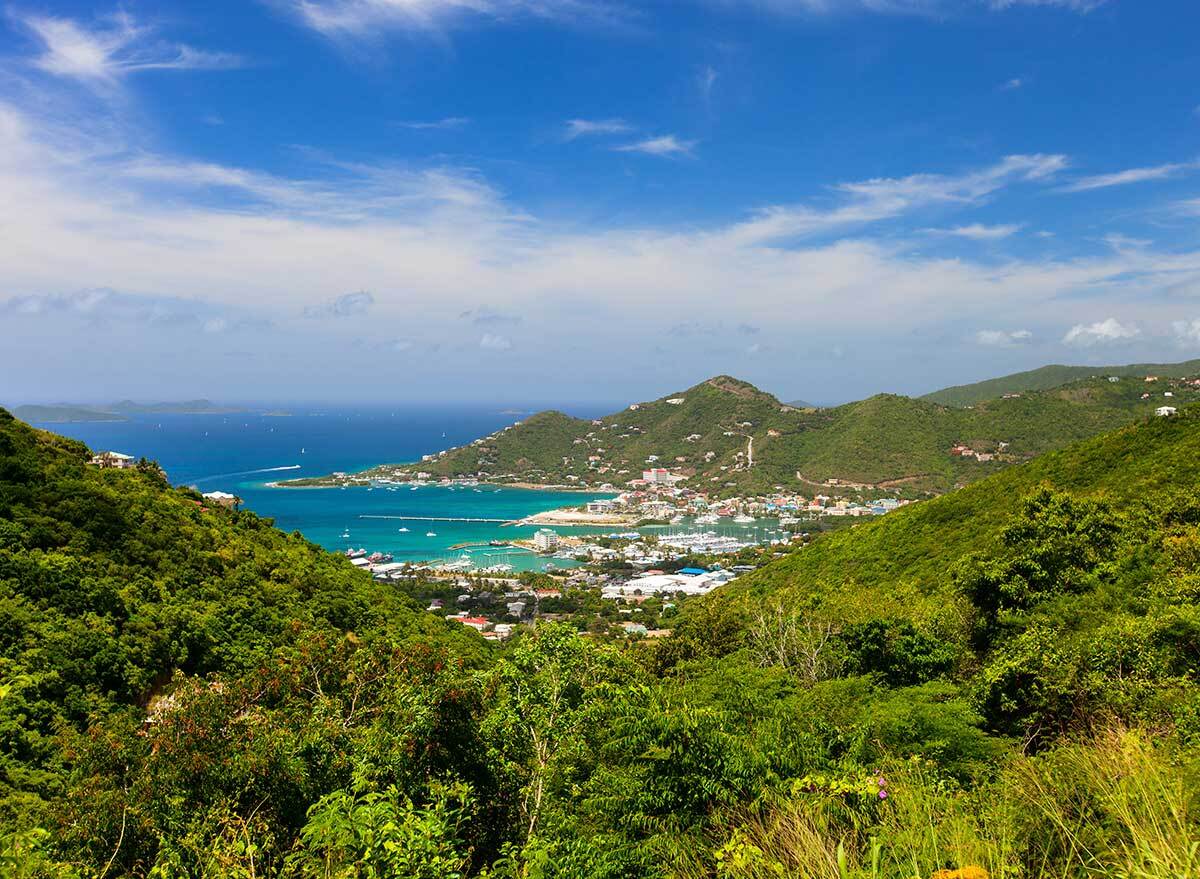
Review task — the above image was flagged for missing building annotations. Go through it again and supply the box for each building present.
[90,451,136,469]
[586,499,620,514]
[642,468,678,484]
[1156,406,1177,417]
[533,528,559,551]
[201,490,240,509]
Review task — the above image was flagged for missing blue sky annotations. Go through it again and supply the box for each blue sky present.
[1,0,1199,405]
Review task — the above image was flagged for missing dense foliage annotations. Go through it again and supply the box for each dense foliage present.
[2,406,1198,877]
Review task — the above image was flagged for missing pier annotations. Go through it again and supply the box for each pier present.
[358,514,511,524]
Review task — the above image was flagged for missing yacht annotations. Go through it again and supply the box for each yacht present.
[426,531,437,537]
[733,514,755,524]
[695,512,720,525]
[398,527,409,532]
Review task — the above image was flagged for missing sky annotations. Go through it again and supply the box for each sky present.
[1,0,1199,406]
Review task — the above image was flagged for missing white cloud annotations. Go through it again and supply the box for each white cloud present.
[1062,318,1140,346]
[975,329,1033,346]
[932,223,1022,240]
[613,134,696,158]
[1058,159,1200,193]
[1000,77,1026,90]
[1171,319,1200,346]
[479,332,513,350]
[564,118,633,140]
[396,117,470,130]
[18,12,240,85]
[698,65,718,101]
[723,154,1063,246]
[283,0,628,38]
[304,290,375,318]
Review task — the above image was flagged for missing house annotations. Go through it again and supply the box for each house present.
[1156,406,1177,417]
[90,451,136,469]
[456,616,493,632]
[665,398,685,405]
[201,490,240,509]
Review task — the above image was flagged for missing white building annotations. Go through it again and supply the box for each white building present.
[533,528,559,551]
[90,451,136,469]
[1156,406,1177,417]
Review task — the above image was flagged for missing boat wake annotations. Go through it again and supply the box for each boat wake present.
[194,464,302,483]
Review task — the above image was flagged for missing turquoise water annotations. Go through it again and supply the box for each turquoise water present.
[30,407,614,572]
[33,407,792,571]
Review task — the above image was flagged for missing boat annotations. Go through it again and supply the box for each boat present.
[341,531,350,539]
[695,513,720,525]
[733,514,755,524]
[398,527,409,532]
[426,531,437,537]
[670,515,684,525]
[346,548,367,559]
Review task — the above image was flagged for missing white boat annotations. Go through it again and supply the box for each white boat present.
[733,514,755,524]
[695,513,720,525]
[426,531,437,537]
[398,527,409,532]
[670,515,685,525]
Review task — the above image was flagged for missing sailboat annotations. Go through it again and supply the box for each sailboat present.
[398,527,409,532]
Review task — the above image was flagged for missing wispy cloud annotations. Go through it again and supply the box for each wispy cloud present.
[931,223,1022,240]
[710,0,1107,18]
[396,116,470,130]
[999,76,1027,90]
[304,290,374,318]
[1058,159,1200,192]
[460,305,521,324]
[723,153,1064,246]
[613,134,696,158]
[975,328,1033,346]
[283,0,631,38]
[698,65,718,101]
[479,332,513,350]
[563,118,633,140]
[1062,317,1139,346]
[17,12,240,86]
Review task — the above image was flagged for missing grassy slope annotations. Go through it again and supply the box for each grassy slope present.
[711,407,1200,619]
[922,358,1200,406]
[417,374,1197,495]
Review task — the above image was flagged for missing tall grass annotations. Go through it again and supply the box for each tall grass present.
[706,726,1197,879]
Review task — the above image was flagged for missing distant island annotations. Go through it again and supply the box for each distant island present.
[278,364,1200,496]
[13,399,247,422]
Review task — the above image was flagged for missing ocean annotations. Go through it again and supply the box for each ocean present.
[31,406,617,573]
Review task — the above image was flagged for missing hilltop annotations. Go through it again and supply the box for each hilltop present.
[287,371,1199,495]
[922,357,1200,406]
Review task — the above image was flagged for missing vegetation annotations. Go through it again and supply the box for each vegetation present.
[10,400,243,423]
[295,372,1200,495]
[922,357,1200,406]
[2,405,1198,877]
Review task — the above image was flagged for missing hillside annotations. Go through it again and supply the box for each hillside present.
[922,357,1200,406]
[6,409,1199,877]
[666,403,1200,650]
[290,372,1200,495]
[0,408,484,824]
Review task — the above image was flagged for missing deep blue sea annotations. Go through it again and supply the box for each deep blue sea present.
[33,406,619,572]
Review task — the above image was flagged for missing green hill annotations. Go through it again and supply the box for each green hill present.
[293,372,1200,495]
[4,408,1198,877]
[0,407,483,824]
[922,358,1200,406]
